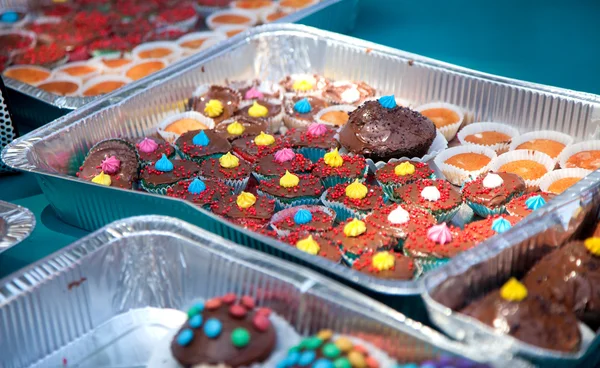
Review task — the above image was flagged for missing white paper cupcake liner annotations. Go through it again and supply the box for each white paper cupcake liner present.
[269,205,336,237]
[132,41,183,63]
[509,130,574,160]
[280,73,328,97]
[121,58,169,81]
[36,75,82,97]
[434,145,497,186]
[90,54,135,75]
[214,24,251,38]
[238,98,284,132]
[491,149,557,188]
[230,1,278,17]
[157,111,216,144]
[279,0,320,12]
[158,14,199,32]
[539,168,592,194]
[314,104,356,127]
[415,102,464,142]
[52,60,103,83]
[200,175,249,195]
[457,122,520,153]
[176,31,227,57]
[558,140,600,170]
[206,9,258,30]
[369,130,448,173]
[260,9,291,24]
[256,189,321,211]
[3,64,51,86]
[145,308,300,368]
[79,75,132,97]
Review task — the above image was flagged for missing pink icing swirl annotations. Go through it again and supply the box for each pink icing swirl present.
[138,137,159,154]
[307,123,328,137]
[427,223,453,245]
[274,148,296,163]
[244,87,264,100]
[100,156,121,175]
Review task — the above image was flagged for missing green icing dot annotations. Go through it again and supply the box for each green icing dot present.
[289,346,301,354]
[231,328,251,348]
[187,305,203,318]
[334,357,352,368]
[322,343,341,358]
[301,337,323,350]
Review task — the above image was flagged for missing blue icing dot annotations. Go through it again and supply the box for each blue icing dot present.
[378,95,397,109]
[294,98,312,114]
[298,350,316,366]
[294,209,313,225]
[154,154,174,172]
[189,314,203,329]
[313,359,334,368]
[204,318,222,338]
[491,217,512,234]
[1,11,19,23]
[188,178,207,194]
[287,351,300,365]
[176,328,194,346]
[192,130,210,146]
[525,195,546,210]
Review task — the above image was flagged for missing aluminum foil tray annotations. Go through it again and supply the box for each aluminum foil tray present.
[0,215,532,368]
[1,0,358,128]
[422,168,600,367]
[0,199,35,255]
[3,24,600,312]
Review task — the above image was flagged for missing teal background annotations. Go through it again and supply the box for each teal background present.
[2,0,600,278]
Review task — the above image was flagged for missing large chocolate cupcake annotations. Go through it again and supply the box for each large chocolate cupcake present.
[78,139,139,189]
[339,96,436,162]
[188,85,241,124]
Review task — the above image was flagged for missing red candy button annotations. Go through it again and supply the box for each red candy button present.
[253,314,271,332]
[229,304,248,318]
[255,307,272,317]
[222,293,237,304]
[205,298,222,310]
[241,295,255,309]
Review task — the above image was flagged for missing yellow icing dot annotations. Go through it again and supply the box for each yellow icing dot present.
[204,99,224,117]
[226,121,245,136]
[317,329,333,340]
[279,170,300,188]
[219,152,240,168]
[584,237,600,256]
[343,219,367,238]
[394,162,416,176]
[254,131,275,146]
[348,351,366,368]
[324,148,344,168]
[334,337,354,352]
[91,171,111,186]
[296,235,320,255]
[345,179,368,199]
[248,101,269,118]
[292,79,313,91]
[236,191,256,209]
[500,277,528,302]
[372,251,395,271]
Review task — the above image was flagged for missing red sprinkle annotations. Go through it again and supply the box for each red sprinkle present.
[252,313,271,332]
[229,304,248,318]
[222,293,237,304]
[205,297,222,310]
[240,295,255,309]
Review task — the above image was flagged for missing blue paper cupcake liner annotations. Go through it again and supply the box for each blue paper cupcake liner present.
[320,190,370,223]
[432,204,461,224]
[200,176,249,195]
[174,145,224,164]
[377,173,436,202]
[295,147,327,163]
[320,166,369,189]
[252,172,277,183]
[256,189,321,211]
[466,200,508,218]
[139,180,177,195]
[403,249,450,276]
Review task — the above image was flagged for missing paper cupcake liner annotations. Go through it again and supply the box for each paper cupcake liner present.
[415,102,464,142]
[231,80,286,102]
[539,168,592,194]
[318,165,369,189]
[192,83,243,105]
[314,104,356,127]
[176,31,227,57]
[269,205,336,237]
[434,145,497,186]
[157,111,216,144]
[3,64,51,86]
[230,1,278,17]
[131,41,183,63]
[282,114,317,130]
[52,60,103,83]
[160,14,199,32]
[369,130,448,173]
[279,0,321,13]
[449,202,475,228]
[466,200,509,218]
[320,190,370,223]
[37,75,83,97]
[121,58,169,82]
[251,172,277,183]
[294,146,328,163]
[558,140,600,170]
[79,75,132,97]
[256,189,321,211]
[431,204,461,224]
[405,252,451,275]
[201,175,249,195]
[280,73,329,97]
[206,9,258,30]
[238,98,284,132]
[457,122,520,154]
[214,24,251,39]
[376,172,437,202]
[177,151,224,165]
[491,149,557,188]
[140,180,178,195]
[509,130,574,159]
[140,149,177,167]
[90,54,135,75]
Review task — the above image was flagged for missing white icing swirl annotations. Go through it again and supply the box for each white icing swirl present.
[483,173,504,189]
[341,87,360,104]
[420,186,441,201]
[387,206,410,224]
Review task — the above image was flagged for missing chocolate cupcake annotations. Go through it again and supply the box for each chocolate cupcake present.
[174,129,231,163]
[269,205,335,237]
[281,232,342,264]
[228,79,284,100]
[214,117,268,141]
[236,99,284,132]
[256,172,324,210]
[465,215,522,240]
[375,160,434,200]
[311,148,368,188]
[231,132,287,163]
[506,192,554,218]
[322,180,385,222]
[279,73,328,95]
[461,278,581,352]
[352,250,415,280]
[339,96,437,162]
[321,80,377,105]
[395,179,462,223]
[283,96,329,129]
[132,136,175,167]
[285,123,340,162]
[211,191,275,230]
[198,152,252,193]
[253,148,313,182]
[365,203,436,248]
[188,84,242,124]
[140,155,200,194]
[165,177,232,208]
[462,172,527,217]
[78,139,139,189]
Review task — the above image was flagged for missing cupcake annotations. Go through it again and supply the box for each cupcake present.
[352,250,416,280]
[321,80,376,105]
[174,129,231,162]
[131,41,183,62]
[158,111,215,144]
[462,172,526,217]
[231,131,287,163]
[506,192,555,218]
[279,73,328,95]
[539,168,592,195]
[282,232,342,264]
[211,191,275,229]
[416,102,464,142]
[465,215,522,240]
[364,204,436,248]
[460,278,581,352]
[434,145,496,186]
[257,171,324,210]
[491,150,556,189]
[283,96,330,129]
[324,219,397,264]
[375,160,434,200]
[37,76,81,96]
[177,31,226,56]
[285,123,340,162]
[228,79,284,100]
[253,148,313,182]
[509,130,574,160]
[77,139,139,189]
[80,75,130,97]
[133,136,176,167]
[311,148,368,188]
[236,99,284,132]
[558,140,600,170]
[165,177,232,208]
[395,179,462,223]
[315,105,355,127]
[53,61,102,82]
[198,152,252,193]
[140,156,201,194]
[269,206,336,237]
[279,0,321,11]
[322,180,385,222]
[214,117,268,141]
[188,85,242,124]
[457,122,519,154]
[3,65,51,86]
[123,59,168,81]
[206,9,258,30]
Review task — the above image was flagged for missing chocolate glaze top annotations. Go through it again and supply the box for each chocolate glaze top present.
[321,81,376,105]
[462,172,526,207]
[228,79,282,100]
[259,175,324,199]
[404,225,480,259]
[326,182,384,212]
[188,85,241,123]
[211,195,274,220]
[352,250,415,280]
[375,160,434,185]
[175,129,232,158]
[285,126,340,150]
[254,152,313,177]
[323,221,395,257]
[395,179,462,212]
[461,292,581,353]
[237,99,282,120]
[165,178,232,207]
[311,154,366,178]
[79,139,139,189]
[214,117,268,141]
[140,160,200,186]
[465,215,522,240]
[284,96,329,121]
[339,101,436,162]
[506,192,555,217]
[365,203,436,239]
[279,74,328,94]
[199,157,252,180]
[282,231,341,263]
[231,135,287,161]
[132,136,174,163]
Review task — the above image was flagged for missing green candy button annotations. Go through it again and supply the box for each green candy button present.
[322,343,341,358]
[301,337,323,350]
[231,328,250,348]
[333,357,352,368]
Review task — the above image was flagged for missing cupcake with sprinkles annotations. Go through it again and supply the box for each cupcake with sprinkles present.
[214,117,268,141]
[321,80,377,105]
[229,79,284,101]
[132,136,175,167]
[140,156,201,194]
[352,250,416,280]
[286,123,340,163]
[311,148,368,188]
[395,179,462,223]
[257,171,324,210]
[232,131,287,163]
[198,152,252,193]
[253,148,314,182]
[365,203,436,249]
[78,139,140,190]
[322,179,385,222]
[281,232,343,264]
[462,172,526,217]
[174,129,231,163]
[236,99,284,132]
[165,177,232,209]
[279,73,328,95]
[466,215,522,241]
[506,192,555,218]
[188,84,242,124]
[211,191,275,230]
[283,96,330,129]
[375,160,434,200]
[269,205,336,237]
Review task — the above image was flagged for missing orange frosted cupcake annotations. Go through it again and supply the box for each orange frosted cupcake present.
[416,102,464,141]
[457,122,519,153]
[434,145,497,186]
[279,0,320,10]
[206,9,258,30]
[510,130,573,159]
[123,59,167,81]
[539,168,592,195]
[37,76,81,96]
[80,76,131,97]
[157,111,215,143]
[132,42,182,63]
[559,140,600,170]
[3,65,50,85]
[54,61,101,81]
[315,105,355,127]
[492,150,555,188]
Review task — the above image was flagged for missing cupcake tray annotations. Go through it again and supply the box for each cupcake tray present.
[1,0,359,129]
[0,215,531,368]
[0,199,35,254]
[3,23,600,314]
[422,168,600,367]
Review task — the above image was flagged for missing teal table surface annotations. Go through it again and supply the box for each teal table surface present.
[1,0,600,279]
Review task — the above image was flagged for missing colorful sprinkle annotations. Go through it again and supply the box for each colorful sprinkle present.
[378,95,397,109]
[253,313,271,332]
[314,359,335,368]
[231,327,251,348]
[204,318,222,338]
[154,154,174,172]
[176,328,194,346]
[192,130,210,146]
[322,343,341,358]
[205,297,222,310]
[229,304,248,319]
[189,314,203,329]
[294,209,313,225]
[187,302,205,317]
[333,357,352,368]
[298,350,317,366]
